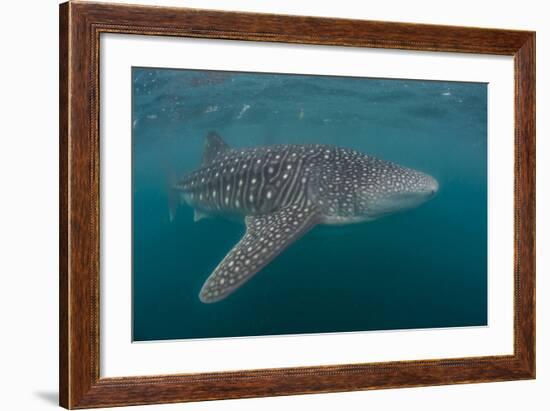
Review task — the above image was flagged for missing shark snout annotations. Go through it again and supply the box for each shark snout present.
[425,175,439,196]
[409,172,439,200]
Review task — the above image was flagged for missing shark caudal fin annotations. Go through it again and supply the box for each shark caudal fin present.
[168,173,179,222]
[168,189,178,222]
[202,131,230,165]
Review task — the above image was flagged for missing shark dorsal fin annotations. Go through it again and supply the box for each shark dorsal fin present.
[202,131,230,165]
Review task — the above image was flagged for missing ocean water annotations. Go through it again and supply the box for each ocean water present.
[132,67,487,341]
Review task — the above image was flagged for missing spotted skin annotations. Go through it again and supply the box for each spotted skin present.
[199,205,319,302]
[173,132,439,303]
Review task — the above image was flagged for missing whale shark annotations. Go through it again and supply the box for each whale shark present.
[172,132,439,303]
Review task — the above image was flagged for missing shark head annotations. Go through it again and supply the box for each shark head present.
[354,158,439,220]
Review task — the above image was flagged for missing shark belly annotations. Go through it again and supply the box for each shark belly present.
[319,214,374,225]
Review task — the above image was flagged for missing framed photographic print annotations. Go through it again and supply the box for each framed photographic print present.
[59,1,535,409]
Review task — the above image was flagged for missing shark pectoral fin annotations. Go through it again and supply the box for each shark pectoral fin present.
[199,204,319,303]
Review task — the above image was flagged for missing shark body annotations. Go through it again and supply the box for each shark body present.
[173,132,438,303]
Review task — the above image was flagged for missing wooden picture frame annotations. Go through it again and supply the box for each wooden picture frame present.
[59,1,535,408]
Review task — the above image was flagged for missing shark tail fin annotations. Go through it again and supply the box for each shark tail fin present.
[202,131,230,165]
[168,173,179,222]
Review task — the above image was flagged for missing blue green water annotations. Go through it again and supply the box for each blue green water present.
[132,67,487,341]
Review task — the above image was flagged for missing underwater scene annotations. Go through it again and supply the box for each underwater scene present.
[132,67,487,341]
